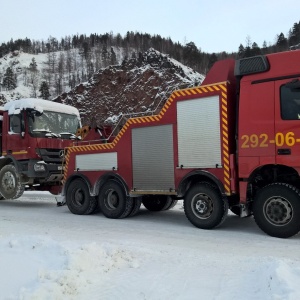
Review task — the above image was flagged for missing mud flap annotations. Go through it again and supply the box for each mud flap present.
[55,195,66,206]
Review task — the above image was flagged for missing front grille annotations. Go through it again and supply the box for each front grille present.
[39,148,64,163]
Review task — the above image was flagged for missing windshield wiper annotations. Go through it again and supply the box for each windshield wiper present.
[32,129,60,138]
[59,132,80,140]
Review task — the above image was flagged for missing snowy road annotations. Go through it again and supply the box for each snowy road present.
[1,192,300,300]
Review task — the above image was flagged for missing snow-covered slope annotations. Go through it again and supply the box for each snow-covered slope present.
[55,48,204,125]
[0,51,48,101]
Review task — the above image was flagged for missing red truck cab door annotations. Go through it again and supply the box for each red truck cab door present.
[238,79,276,178]
[5,112,29,157]
[274,78,300,168]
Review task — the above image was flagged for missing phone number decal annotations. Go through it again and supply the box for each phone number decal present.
[241,132,300,148]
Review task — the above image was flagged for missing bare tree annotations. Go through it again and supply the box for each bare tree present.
[23,69,28,86]
[28,58,39,97]
[56,52,66,94]
[44,52,52,86]
[66,49,73,77]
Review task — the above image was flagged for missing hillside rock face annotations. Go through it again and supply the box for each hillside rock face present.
[54,48,204,126]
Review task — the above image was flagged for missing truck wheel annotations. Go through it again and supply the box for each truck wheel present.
[165,199,178,210]
[0,165,25,199]
[128,197,142,217]
[184,183,228,229]
[98,180,133,219]
[89,201,101,214]
[253,183,300,238]
[142,195,172,211]
[66,179,97,215]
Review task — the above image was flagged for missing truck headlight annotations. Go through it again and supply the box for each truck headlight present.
[34,163,46,172]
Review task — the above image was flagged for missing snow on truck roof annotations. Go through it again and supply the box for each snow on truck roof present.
[2,98,80,116]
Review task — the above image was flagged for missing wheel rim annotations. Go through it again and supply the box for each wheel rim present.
[73,188,85,207]
[104,189,119,210]
[263,196,293,226]
[154,199,162,205]
[2,171,16,193]
[191,193,213,219]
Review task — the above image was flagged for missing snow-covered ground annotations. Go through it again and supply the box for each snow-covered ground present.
[1,192,300,300]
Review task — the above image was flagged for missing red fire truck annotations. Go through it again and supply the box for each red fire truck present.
[62,49,300,238]
[0,98,81,199]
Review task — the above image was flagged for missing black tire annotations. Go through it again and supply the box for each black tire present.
[184,183,228,229]
[128,197,142,217]
[165,199,178,210]
[89,201,101,214]
[142,195,172,211]
[66,179,97,215]
[253,183,300,238]
[0,165,25,199]
[98,180,133,219]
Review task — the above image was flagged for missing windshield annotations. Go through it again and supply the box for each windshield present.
[28,110,80,138]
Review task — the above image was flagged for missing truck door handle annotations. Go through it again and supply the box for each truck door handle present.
[277,148,291,155]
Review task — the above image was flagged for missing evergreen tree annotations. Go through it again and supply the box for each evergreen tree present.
[244,46,252,58]
[207,53,218,70]
[88,62,94,78]
[183,42,200,67]
[238,44,245,58]
[243,36,253,57]
[131,51,136,59]
[81,41,90,60]
[66,49,73,77]
[276,33,288,52]
[101,44,109,67]
[57,52,65,79]
[29,57,37,71]
[39,81,50,99]
[262,41,268,54]
[251,42,261,56]
[288,22,300,46]
[2,67,17,90]
[110,47,117,65]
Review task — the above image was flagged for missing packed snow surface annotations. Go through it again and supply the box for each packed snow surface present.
[1,192,300,300]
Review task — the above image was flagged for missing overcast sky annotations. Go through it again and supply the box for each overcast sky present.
[1,0,299,53]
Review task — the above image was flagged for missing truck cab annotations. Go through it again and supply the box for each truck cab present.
[236,52,300,199]
[0,98,81,199]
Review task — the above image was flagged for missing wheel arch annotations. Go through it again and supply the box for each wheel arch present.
[63,173,93,197]
[247,164,300,199]
[0,156,20,170]
[177,170,225,198]
[93,172,129,197]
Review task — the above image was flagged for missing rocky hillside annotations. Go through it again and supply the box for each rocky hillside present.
[54,48,204,126]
